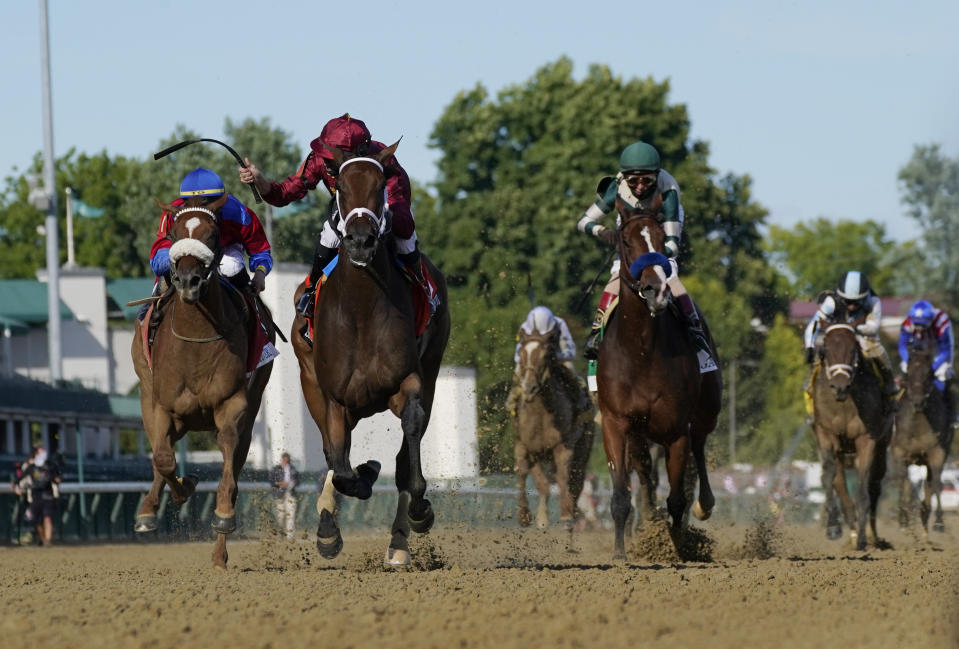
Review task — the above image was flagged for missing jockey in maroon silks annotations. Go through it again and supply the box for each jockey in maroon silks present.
[239,113,436,318]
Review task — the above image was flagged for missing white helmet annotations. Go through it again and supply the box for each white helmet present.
[525,306,557,336]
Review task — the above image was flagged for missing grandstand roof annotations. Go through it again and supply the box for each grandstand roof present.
[0,279,74,325]
[106,277,155,321]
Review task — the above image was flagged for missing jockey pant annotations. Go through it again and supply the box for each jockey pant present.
[219,244,246,278]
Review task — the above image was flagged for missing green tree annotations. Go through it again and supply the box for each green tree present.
[898,143,959,308]
[765,218,907,299]
[420,58,776,470]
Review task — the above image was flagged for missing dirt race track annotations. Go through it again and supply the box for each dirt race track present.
[2,519,957,649]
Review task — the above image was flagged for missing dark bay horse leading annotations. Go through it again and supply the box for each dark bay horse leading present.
[597,214,722,560]
[812,314,892,550]
[513,328,594,529]
[131,194,276,568]
[292,141,451,567]
[891,336,953,539]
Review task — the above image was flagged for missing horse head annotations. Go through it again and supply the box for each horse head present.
[618,215,672,315]
[160,194,227,305]
[822,315,862,401]
[905,334,935,412]
[517,329,558,401]
[326,139,401,268]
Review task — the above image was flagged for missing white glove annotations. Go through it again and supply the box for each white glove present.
[935,363,952,383]
[899,360,908,374]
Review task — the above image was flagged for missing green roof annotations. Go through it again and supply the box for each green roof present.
[0,279,74,325]
[0,314,29,333]
[0,375,141,422]
[106,278,155,321]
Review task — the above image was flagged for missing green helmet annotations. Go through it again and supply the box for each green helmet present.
[619,141,661,173]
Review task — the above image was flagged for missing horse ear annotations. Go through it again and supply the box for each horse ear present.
[155,199,177,214]
[208,193,229,213]
[376,138,402,165]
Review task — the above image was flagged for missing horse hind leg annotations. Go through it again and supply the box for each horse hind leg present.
[664,435,690,535]
[690,431,715,521]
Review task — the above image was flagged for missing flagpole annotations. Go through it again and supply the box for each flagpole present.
[65,187,76,268]
[39,0,61,383]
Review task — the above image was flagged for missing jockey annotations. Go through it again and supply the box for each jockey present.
[150,168,273,293]
[577,140,715,371]
[803,270,898,400]
[506,306,590,417]
[898,299,957,422]
[238,113,437,318]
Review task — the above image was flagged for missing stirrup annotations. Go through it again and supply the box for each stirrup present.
[299,322,313,347]
[296,287,315,318]
[583,328,602,360]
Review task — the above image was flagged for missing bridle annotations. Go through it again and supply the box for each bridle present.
[617,217,672,307]
[823,323,860,380]
[519,337,555,400]
[168,206,223,284]
[333,157,389,239]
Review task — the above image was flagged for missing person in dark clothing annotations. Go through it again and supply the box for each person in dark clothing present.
[14,445,61,546]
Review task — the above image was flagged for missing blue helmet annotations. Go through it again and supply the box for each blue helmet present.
[909,300,935,328]
[179,168,225,198]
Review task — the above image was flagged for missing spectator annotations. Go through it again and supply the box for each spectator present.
[14,445,61,547]
[270,453,300,539]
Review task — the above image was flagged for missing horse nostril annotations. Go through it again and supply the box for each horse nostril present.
[189,276,201,289]
[364,234,375,249]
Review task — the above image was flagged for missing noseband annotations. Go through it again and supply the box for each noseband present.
[333,157,388,238]
[823,323,859,379]
[618,221,672,305]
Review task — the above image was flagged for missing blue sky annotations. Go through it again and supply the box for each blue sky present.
[2,0,957,242]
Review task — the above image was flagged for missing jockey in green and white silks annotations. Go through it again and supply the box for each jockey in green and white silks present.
[803,270,898,400]
[577,141,716,373]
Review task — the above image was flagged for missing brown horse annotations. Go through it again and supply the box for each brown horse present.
[891,335,953,539]
[811,310,891,550]
[597,214,722,560]
[513,328,594,529]
[131,194,276,568]
[291,141,451,566]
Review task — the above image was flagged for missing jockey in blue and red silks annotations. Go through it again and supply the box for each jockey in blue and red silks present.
[238,113,437,320]
[899,299,958,424]
[150,168,274,293]
[148,168,278,368]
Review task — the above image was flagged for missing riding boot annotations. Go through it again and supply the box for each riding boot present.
[583,291,617,360]
[677,294,716,371]
[398,249,440,313]
[296,244,338,318]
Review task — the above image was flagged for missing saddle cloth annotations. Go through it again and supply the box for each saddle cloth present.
[304,254,434,342]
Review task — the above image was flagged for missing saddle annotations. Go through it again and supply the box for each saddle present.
[298,253,435,346]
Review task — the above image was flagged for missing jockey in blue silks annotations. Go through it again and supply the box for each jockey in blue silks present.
[899,299,958,424]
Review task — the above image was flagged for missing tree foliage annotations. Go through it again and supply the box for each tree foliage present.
[898,143,959,308]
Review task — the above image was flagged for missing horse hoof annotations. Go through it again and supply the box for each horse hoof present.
[612,550,627,562]
[692,501,712,521]
[518,509,532,528]
[384,547,411,567]
[826,525,842,540]
[933,522,946,533]
[316,532,344,560]
[211,511,237,534]
[134,515,158,533]
[409,500,435,534]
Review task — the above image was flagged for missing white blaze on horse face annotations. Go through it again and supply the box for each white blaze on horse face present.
[186,217,201,238]
[640,225,655,252]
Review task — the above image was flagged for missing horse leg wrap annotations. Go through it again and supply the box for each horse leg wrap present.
[408,498,435,534]
[211,511,237,534]
[315,509,343,559]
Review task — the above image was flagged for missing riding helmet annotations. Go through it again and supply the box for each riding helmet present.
[836,270,872,301]
[908,300,935,327]
[619,141,661,173]
[179,168,225,198]
[528,306,557,335]
[317,113,372,158]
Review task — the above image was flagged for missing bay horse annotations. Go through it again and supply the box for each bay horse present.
[131,194,276,568]
[811,308,891,550]
[891,335,953,539]
[291,141,451,566]
[513,327,594,529]
[597,213,722,560]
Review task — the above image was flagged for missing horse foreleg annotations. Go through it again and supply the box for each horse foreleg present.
[391,375,432,534]
[315,470,343,559]
[866,438,887,547]
[889,448,910,530]
[664,435,690,535]
[134,467,166,533]
[553,443,575,530]
[211,395,247,535]
[817,431,843,540]
[148,409,196,506]
[631,440,657,525]
[514,443,533,527]
[529,459,551,529]
[928,447,947,533]
[852,435,877,551]
[602,412,632,561]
